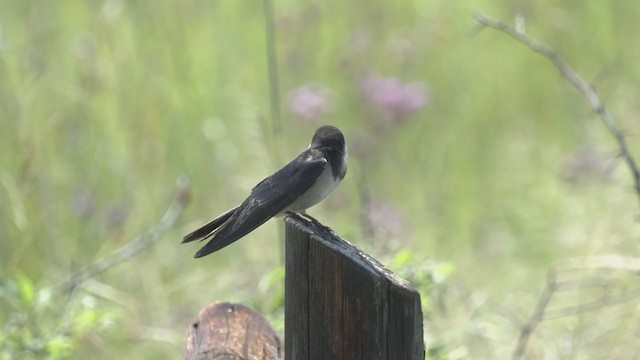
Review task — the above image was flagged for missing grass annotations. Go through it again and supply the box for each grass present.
[2,1,640,358]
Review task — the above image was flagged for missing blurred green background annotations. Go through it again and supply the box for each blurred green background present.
[2,0,640,358]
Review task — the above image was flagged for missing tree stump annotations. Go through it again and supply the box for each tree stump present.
[183,302,282,360]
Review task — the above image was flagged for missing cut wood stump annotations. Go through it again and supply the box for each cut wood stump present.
[183,302,282,360]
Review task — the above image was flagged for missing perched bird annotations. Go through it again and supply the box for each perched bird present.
[183,125,347,258]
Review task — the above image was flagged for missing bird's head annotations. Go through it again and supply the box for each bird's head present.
[310,125,346,155]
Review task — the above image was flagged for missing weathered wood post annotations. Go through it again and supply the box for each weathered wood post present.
[285,215,425,359]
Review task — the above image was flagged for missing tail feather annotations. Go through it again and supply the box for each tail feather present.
[193,225,246,258]
[193,206,275,258]
[182,206,239,243]
[194,227,244,258]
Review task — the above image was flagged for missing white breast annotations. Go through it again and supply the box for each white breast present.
[284,164,341,213]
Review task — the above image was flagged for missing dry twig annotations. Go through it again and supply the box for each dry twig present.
[473,13,640,210]
[512,270,557,360]
[56,177,191,293]
[544,285,640,321]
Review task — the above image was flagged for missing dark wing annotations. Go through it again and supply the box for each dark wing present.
[194,153,327,258]
[182,206,239,243]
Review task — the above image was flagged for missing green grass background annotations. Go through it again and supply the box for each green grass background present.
[2,0,640,358]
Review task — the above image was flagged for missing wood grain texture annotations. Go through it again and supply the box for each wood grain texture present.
[183,302,282,360]
[284,215,424,360]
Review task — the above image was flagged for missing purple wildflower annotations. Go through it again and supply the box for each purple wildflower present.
[288,84,333,121]
[360,75,430,124]
[70,189,95,219]
[561,144,611,184]
[365,199,406,240]
[105,202,131,231]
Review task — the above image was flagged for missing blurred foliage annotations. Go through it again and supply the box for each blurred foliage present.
[2,0,640,358]
[0,274,118,359]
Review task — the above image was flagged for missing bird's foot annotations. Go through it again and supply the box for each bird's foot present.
[300,212,333,234]
[284,211,333,234]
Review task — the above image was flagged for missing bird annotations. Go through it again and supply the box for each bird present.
[182,125,347,258]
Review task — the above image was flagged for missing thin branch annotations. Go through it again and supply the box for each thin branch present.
[56,177,191,294]
[558,255,640,275]
[512,270,557,360]
[553,275,624,292]
[544,285,640,320]
[473,13,640,210]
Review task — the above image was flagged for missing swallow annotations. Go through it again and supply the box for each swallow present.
[182,125,347,258]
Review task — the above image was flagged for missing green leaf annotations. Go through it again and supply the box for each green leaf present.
[258,266,285,294]
[393,249,414,267]
[431,262,455,284]
[15,272,35,308]
[46,336,73,360]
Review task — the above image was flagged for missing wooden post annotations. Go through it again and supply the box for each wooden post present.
[285,215,425,360]
[183,302,282,360]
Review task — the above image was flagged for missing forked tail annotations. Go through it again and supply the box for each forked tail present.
[182,206,239,243]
